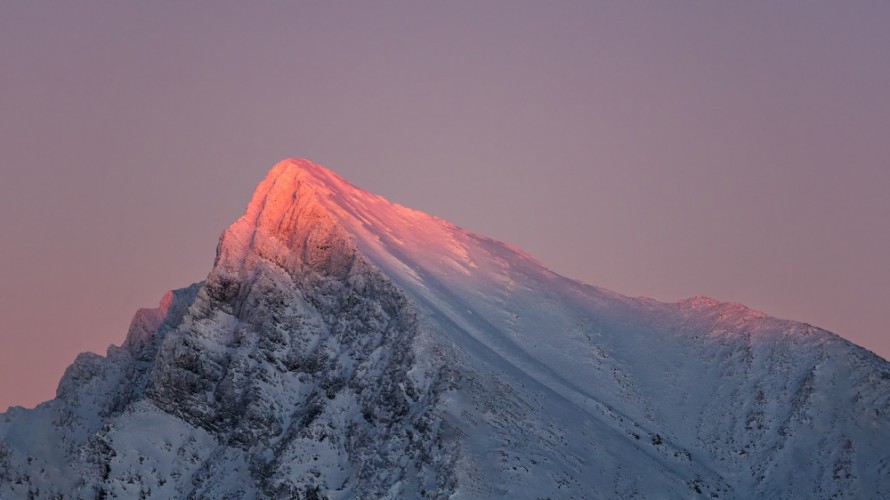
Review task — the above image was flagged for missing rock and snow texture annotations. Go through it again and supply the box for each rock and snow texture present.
[1,158,888,499]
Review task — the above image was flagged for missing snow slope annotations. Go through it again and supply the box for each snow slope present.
[2,159,888,499]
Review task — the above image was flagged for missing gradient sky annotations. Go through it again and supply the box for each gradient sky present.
[2,2,889,410]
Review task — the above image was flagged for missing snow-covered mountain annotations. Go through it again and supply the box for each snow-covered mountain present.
[2,159,888,499]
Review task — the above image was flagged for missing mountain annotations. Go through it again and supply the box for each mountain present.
[2,159,888,499]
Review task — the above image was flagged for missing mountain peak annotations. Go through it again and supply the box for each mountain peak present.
[242,157,405,231]
[261,158,351,195]
[4,157,889,499]
[214,158,501,289]
[212,158,365,280]
[245,158,356,217]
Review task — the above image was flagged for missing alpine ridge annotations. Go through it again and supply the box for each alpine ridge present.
[2,158,888,499]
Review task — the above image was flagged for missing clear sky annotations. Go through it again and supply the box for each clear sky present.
[2,2,888,410]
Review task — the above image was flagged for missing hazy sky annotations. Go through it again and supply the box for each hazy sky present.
[2,2,889,409]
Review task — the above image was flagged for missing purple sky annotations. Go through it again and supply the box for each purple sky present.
[2,2,889,410]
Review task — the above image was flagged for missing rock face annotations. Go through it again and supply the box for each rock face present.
[2,159,889,499]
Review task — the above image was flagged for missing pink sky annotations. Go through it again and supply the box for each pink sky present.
[2,2,889,410]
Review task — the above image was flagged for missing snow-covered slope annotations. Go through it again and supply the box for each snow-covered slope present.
[2,159,888,499]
